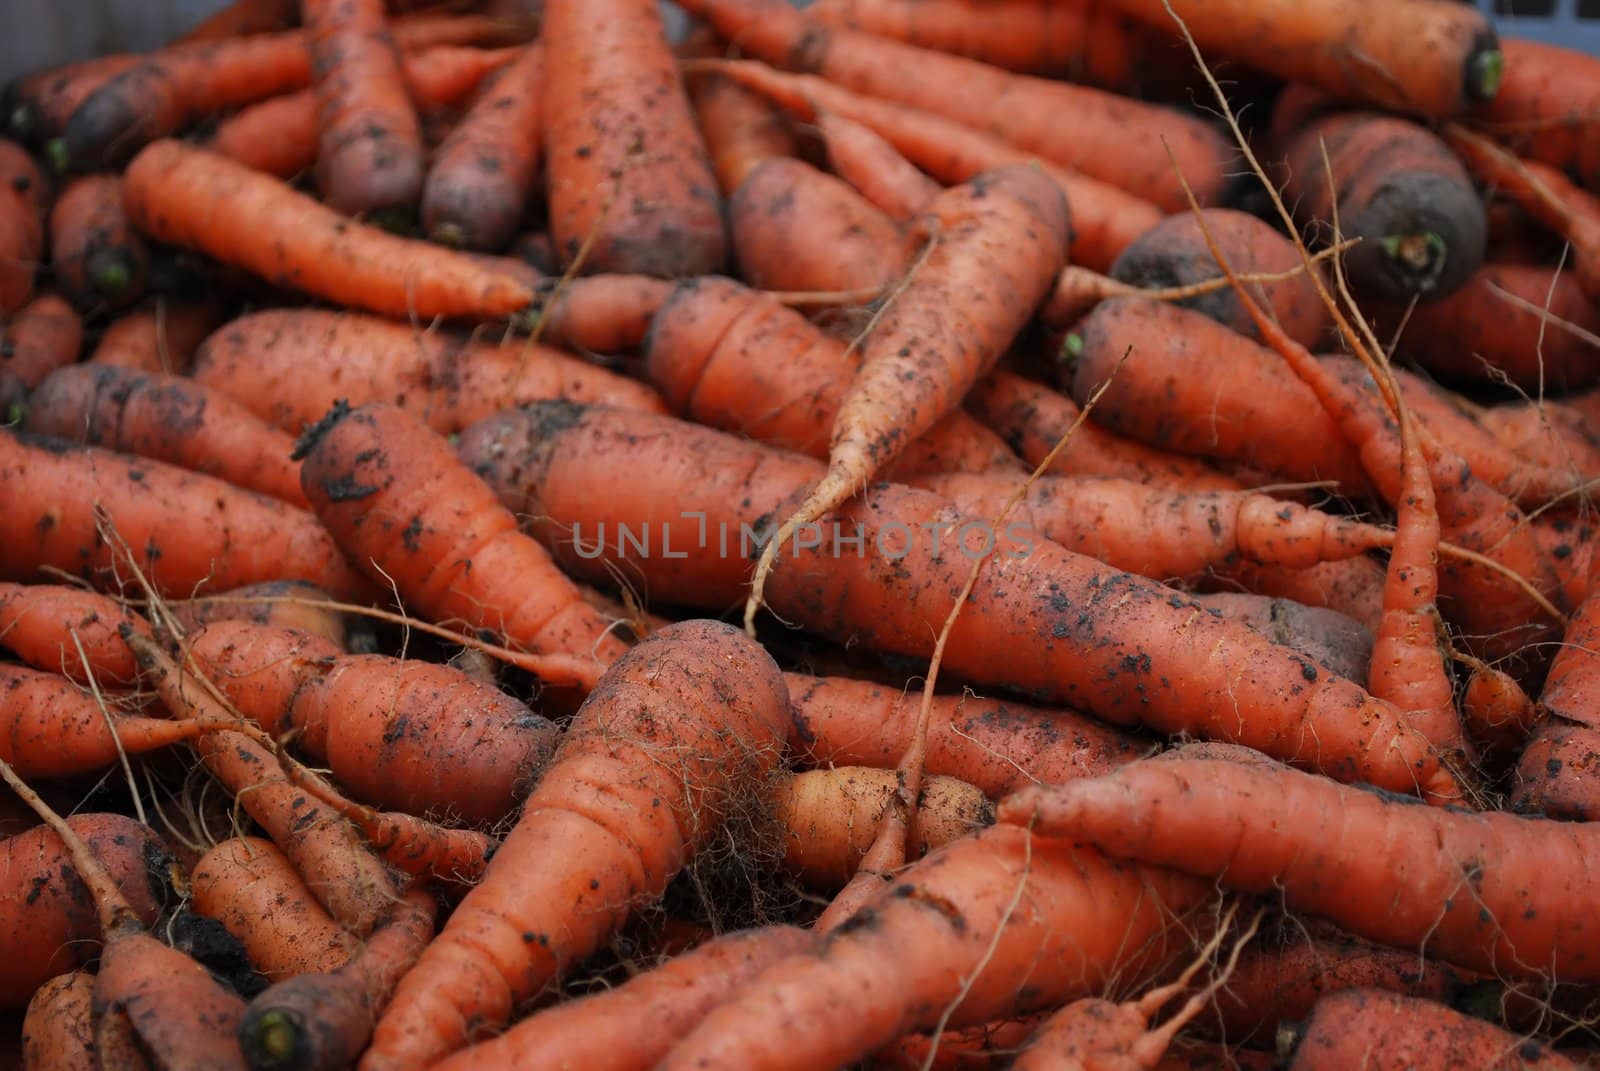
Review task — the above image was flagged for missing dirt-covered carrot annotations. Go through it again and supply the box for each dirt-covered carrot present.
[785,672,1145,799]
[25,364,309,507]
[1002,750,1600,983]
[656,826,1213,1071]
[87,299,223,375]
[701,58,1160,271]
[21,971,95,1071]
[814,110,939,222]
[422,42,543,249]
[0,582,148,685]
[0,429,370,600]
[1476,39,1600,195]
[729,158,907,293]
[194,308,664,438]
[542,0,724,277]
[1276,108,1487,302]
[458,401,1459,799]
[304,0,425,216]
[238,884,436,1071]
[680,0,1229,213]
[1513,585,1600,821]
[362,620,789,1070]
[1281,989,1575,1070]
[644,276,1022,475]
[208,45,517,179]
[191,836,358,982]
[296,402,627,687]
[1107,209,1329,347]
[690,71,799,197]
[168,580,348,649]
[0,292,81,389]
[1093,0,1501,117]
[50,175,146,311]
[746,163,1069,623]
[177,0,298,42]
[184,618,561,823]
[3,55,139,144]
[429,925,813,1071]
[123,140,533,320]
[0,139,44,314]
[1189,592,1374,687]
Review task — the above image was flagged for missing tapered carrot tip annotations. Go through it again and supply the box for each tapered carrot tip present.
[1513,724,1600,820]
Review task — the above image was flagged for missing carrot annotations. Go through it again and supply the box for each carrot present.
[86,299,222,376]
[207,46,517,179]
[361,619,789,1070]
[50,175,146,311]
[0,292,82,389]
[1001,749,1600,983]
[0,582,150,685]
[1460,660,1543,755]
[690,71,799,196]
[176,0,298,42]
[190,837,359,981]
[0,429,371,601]
[784,672,1145,799]
[1478,403,1600,483]
[772,766,991,890]
[1107,209,1329,347]
[1475,39,1600,195]
[644,276,1023,476]
[680,0,1229,214]
[1186,592,1374,686]
[0,813,170,1009]
[1514,586,1600,821]
[700,57,1160,271]
[183,618,561,823]
[1373,259,1600,393]
[239,885,437,1071]
[0,139,44,314]
[729,157,908,293]
[129,632,399,936]
[458,401,1459,799]
[168,580,350,649]
[122,140,534,321]
[25,364,310,507]
[303,0,426,216]
[808,0,1184,96]
[21,971,96,1071]
[3,55,140,144]
[872,1017,1046,1071]
[745,163,1069,624]
[656,826,1213,1071]
[1276,108,1487,302]
[1093,0,1501,118]
[295,402,627,688]
[428,925,813,1071]
[1280,989,1575,1070]
[814,110,939,222]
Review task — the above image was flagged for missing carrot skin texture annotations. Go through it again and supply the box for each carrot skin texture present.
[88,300,224,376]
[0,293,82,389]
[690,71,799,197]
[542,0,725,277]
[1001,754,1600,983]
[167,579,348,649]
[122,140,534,321]
[50,175,146,312]
[296,402,628,687]
[363,619,790,1071]
[192,308,666,436]
[0,430,370,600]
[814,110,939,222]
[430,926,814,1071]
[0,140,44,314]
[655,827,1211,1071]
[92,927,250,1071]
[423,42,544,250]
[0,814,168,1009]
[4,55,139,144]
[457,402,1458,799]
[21,971,96,1071]
[1515,588,1600,820]
[25,364,310,507]
[0,582,148,685]
[1478,39,1600,195]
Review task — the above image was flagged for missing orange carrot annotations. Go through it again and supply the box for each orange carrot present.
[1476,39,1600,195]
[176,0,298,42]
[239,885,438,1071]
[0,139,44,315]
[295,402,628,688]
[690,71,799,196]
[0,582,150,685]
[699,57,1160,271]
[193,310,664,439]
[25,364,309,507]
[644,276,1022,475]
[458,401,1459,799]
[745,163,1069,623]
[3,55,140,144]
[168,579,350,649]
[1477,402,1600,480]
[122,140,534,320]
[87,299,223,374]
[50,175,146,311]
[1514,586,1600,821]
[21,971,95,1071]
[1091,0,1502,118]
[0,292,82,389]
[304,0,426,216]
[363,619,790,1070]
[190,836,358,981]
[542,0,725,277]
[814,110,939,222]
[422,42,543,249]
[0,429,371,601]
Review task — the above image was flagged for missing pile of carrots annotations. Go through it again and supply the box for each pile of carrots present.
[4,0,1600,1066]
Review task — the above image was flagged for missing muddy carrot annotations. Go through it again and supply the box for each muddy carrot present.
[0,139,44,314]
[1476,38,1600,194]
[0,292,81,388]
[690,70,799,196]
[50,174,146,311]
[0,582,149,685]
